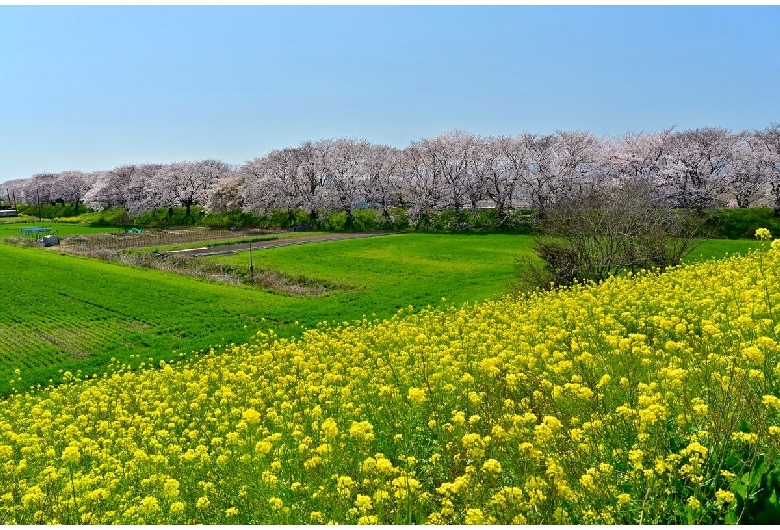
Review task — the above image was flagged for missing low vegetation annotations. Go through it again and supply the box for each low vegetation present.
[0,233,778,523]
[7,201,780,239]
[520,183,710,289]
[74,247,353,295]
[0,234,531,395]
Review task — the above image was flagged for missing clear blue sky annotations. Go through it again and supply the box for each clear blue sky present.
[1,5,778,182]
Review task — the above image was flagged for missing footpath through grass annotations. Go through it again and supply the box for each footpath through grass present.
[0,233,531,395]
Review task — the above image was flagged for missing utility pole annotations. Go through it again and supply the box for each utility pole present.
[36,188,42,222]
[249,241,254,283]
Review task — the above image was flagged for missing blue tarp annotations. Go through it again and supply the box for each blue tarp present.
[19,227,54,238]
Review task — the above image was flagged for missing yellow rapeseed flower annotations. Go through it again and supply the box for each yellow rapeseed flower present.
[408,387,427,404]
[482,458,502,474]
[755,227,772,240]
[242,408,261,424]
[715,489,736,504]
[321,417,339,439]
[139,496,160,515]
[349,421,375,441]
[354,494,373,512]
[465,508,486,524]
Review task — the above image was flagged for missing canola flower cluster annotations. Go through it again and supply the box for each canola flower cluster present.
[1,234,780,524]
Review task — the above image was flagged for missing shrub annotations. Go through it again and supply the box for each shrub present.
[521,181,709,289]
[705,207,780,239]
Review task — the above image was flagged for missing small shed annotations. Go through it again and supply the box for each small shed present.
[42,234,60,247]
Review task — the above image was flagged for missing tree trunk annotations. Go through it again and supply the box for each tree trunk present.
[345,208,354,230]
[382,208,391,229]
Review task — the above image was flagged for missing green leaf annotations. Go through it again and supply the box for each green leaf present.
[731,479,748,499]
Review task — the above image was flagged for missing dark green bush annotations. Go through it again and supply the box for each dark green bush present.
[704,207,780,239]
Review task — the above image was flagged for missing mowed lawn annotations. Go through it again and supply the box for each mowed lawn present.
[0,233,532,395]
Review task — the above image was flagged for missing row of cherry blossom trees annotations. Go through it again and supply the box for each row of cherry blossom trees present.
[222,124,780,227]
[3,170,94,213]
[4,160,231,218]
[4,125,780,226]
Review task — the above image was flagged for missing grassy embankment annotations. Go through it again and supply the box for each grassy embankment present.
[0,235,778,523]
[0,233,532,395]
[0,221,763,396]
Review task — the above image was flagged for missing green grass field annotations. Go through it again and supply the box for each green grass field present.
[0,221,120,238]
[0,232,761,396]
[682,238,759,262]
[0,233,533,395]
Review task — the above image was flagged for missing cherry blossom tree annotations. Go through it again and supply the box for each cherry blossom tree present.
[320,138,371,229]
[125,163,165,216]
[518,133,560,217]
[52,170,95,213]
[8,123,780,225]
[401,138,447,225]
[84,165,139,211]
[755,123,780,213]
[363,143,404,226]
[553,130,601,196]
[480,135,526,223]
[206,172,246,214]
[400,131,485,227]
[30,173,59,205]
[659,127,735,209]
[293,141,329,225]
[602,129,673,201]
[148,160,231,217]
[433,130,479,215]
[463,135,488,210]
[3,178,27,209]
[240,147,304,224]
[728,132,769,208]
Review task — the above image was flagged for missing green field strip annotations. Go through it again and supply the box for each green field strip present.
[0,234,763,396]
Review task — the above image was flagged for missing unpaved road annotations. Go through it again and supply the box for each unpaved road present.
[168,231,399,257]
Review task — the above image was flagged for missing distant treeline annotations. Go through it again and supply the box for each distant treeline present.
[4,125,780,229]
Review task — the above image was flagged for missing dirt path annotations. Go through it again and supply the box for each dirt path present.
[168,231,400,257]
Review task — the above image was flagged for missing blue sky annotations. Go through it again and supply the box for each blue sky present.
[1,5,778,182]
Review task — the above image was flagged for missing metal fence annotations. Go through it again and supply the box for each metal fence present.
[63,227,274,251]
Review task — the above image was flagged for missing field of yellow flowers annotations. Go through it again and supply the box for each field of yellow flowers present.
[1,233,780,524]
